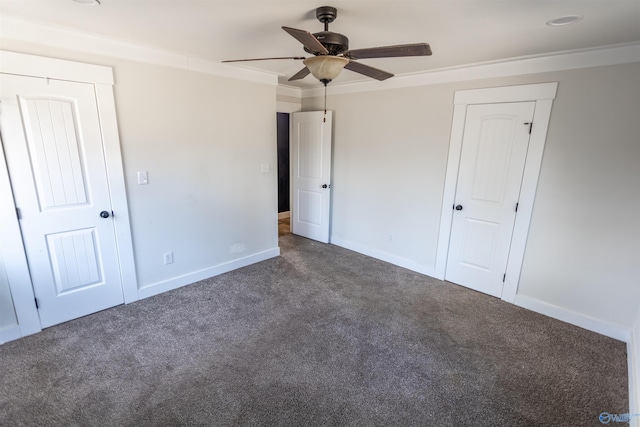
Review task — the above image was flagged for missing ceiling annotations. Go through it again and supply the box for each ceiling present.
[1,1,639,88]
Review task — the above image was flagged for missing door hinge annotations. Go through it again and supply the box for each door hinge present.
[515,202,519,213]
[34,298,39,309]
[502,273,506,282]
[16,207,21,220]
[524,122,533,134]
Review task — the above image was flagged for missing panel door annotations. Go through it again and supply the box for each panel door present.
[291,111,332,243]
[0,73,124,328]
[445,102,535,297]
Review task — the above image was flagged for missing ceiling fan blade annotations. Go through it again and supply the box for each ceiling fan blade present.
[344,61,394,81]
[344,43,432,60]
[282,26,329,55]
[222,56,305,63]
[289,67,311,81]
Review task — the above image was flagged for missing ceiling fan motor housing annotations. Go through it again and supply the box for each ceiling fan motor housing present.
[306,31,349,55]
[306,6,349,55]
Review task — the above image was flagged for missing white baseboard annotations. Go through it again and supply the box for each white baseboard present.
[513,294,631,342]
[630,316,640,426]
[330,236,436,277]
[278,211,290,220]
[0,324,22,345]
[628,337,639,427]
[512,295,639,420]
[137,247,280,300]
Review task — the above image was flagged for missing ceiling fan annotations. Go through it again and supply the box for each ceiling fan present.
[222,6,432,86]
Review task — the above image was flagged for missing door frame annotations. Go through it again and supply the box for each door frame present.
[434,82,558,303]
[276,88,301,237]
[0,50,138,340]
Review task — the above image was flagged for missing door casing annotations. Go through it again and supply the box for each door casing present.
[434,82,558,303]
[0,50,138,341]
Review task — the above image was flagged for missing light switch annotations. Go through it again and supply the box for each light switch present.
[137,171,149,185]
[261,163,270,174]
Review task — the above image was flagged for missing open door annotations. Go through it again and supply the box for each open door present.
[291,111,332,243]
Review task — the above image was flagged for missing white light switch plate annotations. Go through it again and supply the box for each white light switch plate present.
[137,171,148,185]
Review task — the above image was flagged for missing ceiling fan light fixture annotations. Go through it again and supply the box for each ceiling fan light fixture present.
[223,6,432,86]
[303,56,349,85]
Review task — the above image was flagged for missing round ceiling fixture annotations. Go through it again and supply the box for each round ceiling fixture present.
[72,0,101,5]
[546,15,582,26]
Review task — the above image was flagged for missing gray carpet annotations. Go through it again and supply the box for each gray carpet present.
[0,234,629,426]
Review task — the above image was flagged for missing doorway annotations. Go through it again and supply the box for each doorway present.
[277,111,334,243]
[277,112,291,236]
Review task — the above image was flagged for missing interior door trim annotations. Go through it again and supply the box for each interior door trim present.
[434,82,558,303]
[0,51,138,340]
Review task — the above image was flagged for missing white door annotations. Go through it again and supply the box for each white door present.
[445,102,535,297]
[291,111,332,243]
[0,73,125,328]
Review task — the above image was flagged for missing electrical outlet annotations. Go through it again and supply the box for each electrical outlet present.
[163,251,174,265]
[390,233,395,242]
[230,243,246,254]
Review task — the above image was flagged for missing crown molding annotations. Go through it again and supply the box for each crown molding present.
[2,14,637,95]
[301,42,640,98]
[0,15,277,86]
[0,50,114,84]
[276,85,303,99]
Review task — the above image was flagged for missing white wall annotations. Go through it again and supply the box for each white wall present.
[516,64,640,329]
[112,61,278,290]
[303,63,640,331]
[276,90,302,113]
[321,86,451,274]
[0,40,279,300]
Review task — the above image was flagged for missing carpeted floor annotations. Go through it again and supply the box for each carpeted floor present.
[0,234,629,426]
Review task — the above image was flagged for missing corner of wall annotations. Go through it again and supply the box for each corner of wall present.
[137,248,280,300]
[330,235,436,278]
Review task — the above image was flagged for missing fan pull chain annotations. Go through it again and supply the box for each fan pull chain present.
[323,84,327,123]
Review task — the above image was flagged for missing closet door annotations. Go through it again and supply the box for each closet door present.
[445,102,535,298]
[0,73,125,328]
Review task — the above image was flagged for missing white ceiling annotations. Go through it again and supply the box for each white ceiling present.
[1,1,639,88]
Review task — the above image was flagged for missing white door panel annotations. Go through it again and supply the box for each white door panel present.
[446,102,535,297]
[291,111,332,243]
[0,73,124,328]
